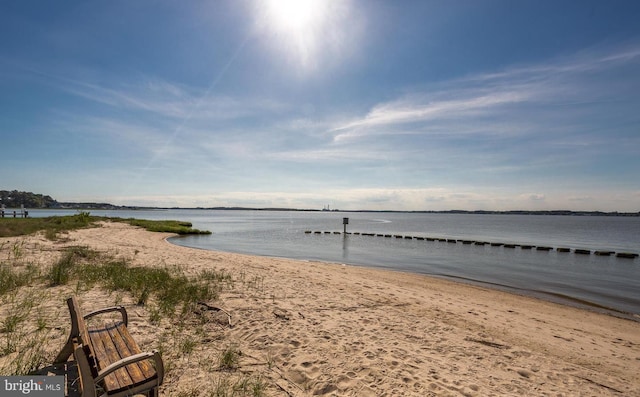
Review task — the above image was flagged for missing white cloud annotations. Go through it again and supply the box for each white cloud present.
[330,43,640,144]
[524,193,546,202]
[332,89,533,140]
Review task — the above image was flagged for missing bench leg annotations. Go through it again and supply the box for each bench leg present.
[56,297,82,364]
[74,346,97,397]
[148,388,159,397]
[54,336,75,364]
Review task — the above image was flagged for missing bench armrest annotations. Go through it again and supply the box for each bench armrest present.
[84,306,128,326]
[95,350,164,385]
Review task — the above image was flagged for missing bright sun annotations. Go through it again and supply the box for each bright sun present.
[264,0,325,33]
[256,0,353,71]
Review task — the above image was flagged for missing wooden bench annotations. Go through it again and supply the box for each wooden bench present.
[55,297,164,397]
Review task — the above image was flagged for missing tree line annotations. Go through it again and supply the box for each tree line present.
[0,190,57,208]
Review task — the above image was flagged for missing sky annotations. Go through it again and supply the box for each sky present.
[1,0,640,211]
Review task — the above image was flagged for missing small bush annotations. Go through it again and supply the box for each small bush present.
[47,252,76,286]
[46,246,100,286]
[77,260,219,316]
[0,291,45,365]
[219,345,241,370]
[66,245,99,259]
[179,337,197,355]
[0,264,38,296]
[44,229,58,240]
[208,375,266,397]
[119,219,211,235]
[2,313,25,334]
[1,336,50,375]
[0,266,20,295]
[0,216,211,240]
[75,211,92,224]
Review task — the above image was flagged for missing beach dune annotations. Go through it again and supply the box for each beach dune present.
[1,221,639,396]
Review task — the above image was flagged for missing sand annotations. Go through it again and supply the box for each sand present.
[1,221,639,396]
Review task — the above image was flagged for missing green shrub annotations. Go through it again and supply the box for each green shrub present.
[120,218,212,235]
[77,260,219,316]
[0,264,38,296]
[47,252,76,286]
[0,215,210,240]
[218,345,241,370]
[0,214,99,240]
[46,246,100,286]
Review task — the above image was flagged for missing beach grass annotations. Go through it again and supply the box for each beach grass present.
[177,374,265,397]
[0,212,93,238]
[0,287,52,375]
[47,246,222,316]
[219,344,242,370]
[1,239,228,377]
[0,263,39,296]
[0,212,211,239]
[119,218,211,235]
[0,217,224,381]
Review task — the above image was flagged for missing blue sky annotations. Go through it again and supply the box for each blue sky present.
[1,1,639,211]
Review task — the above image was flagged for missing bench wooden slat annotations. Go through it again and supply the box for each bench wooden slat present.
[89,324,133,391]
[106,323,146,383]
[108,322,157,382]
[85,327,116,390]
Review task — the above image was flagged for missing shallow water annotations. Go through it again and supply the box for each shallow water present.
[27,209,640,317]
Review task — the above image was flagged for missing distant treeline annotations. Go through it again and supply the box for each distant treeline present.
[0,190,134,210]
[0,190,57,208]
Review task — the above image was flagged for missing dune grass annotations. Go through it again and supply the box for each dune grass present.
[0,273,53,377]
[0,211,219,376]
[0,216,268,395]
[0,212,211,239]
[0,263,39,296]
[1,244,230,377]
[118,218,211,235]
[0,212,94,238]
[46,246,224,316]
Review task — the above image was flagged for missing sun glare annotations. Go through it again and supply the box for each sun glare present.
[264,0,325,33]
[255,0,354,72]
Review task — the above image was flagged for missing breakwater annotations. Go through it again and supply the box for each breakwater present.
[304,231,639,259]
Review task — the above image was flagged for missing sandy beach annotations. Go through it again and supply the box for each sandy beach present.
[1,221,639,396]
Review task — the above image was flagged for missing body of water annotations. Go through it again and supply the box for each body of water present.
[25,209,640,318]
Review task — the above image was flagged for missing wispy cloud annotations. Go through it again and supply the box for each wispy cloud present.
[467,44,640,83]
[58,77,287,122]
[330,43,640,143]
[40,71,304,168]
[331,89,533,138]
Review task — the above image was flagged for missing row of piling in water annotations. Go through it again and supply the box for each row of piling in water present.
[304,230,639,259]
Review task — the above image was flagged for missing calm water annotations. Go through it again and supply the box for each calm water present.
[27,209,640,318]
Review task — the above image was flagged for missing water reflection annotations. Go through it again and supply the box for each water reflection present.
[342,234,350,261]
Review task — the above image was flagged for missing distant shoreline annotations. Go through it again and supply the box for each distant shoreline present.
[3,190,638,215]
[23,205,640,217]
